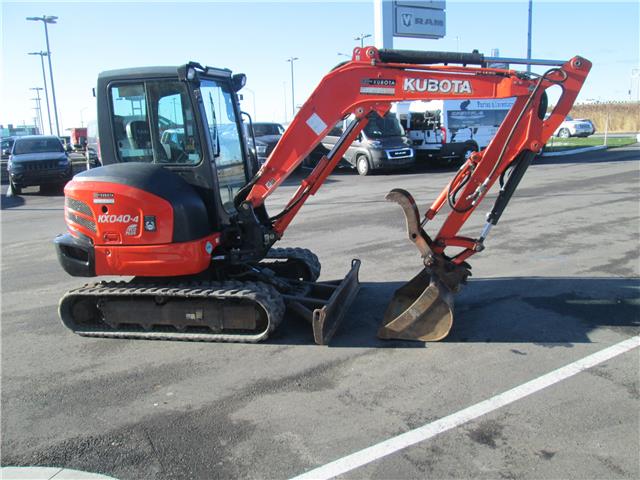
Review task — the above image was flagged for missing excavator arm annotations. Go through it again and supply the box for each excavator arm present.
[241,46,591,341]
[244,47,589,255]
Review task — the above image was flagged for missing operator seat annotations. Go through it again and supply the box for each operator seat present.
[127,120,151,150]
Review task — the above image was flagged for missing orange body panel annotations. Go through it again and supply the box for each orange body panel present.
[64,179,220,277]
[64,181,174,245]
[94,233,221,276]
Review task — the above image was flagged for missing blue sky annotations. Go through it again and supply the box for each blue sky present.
[1,0,638,131]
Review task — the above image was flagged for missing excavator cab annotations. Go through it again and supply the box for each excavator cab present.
[96,64,254,226]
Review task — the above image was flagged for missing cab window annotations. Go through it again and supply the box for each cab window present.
[199,79,247,214]
[109,81,201,165]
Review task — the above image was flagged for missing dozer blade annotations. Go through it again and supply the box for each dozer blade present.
[377,268,454,341]
[284,259,361,345]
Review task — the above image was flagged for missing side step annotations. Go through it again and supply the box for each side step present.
[283,259,361,345]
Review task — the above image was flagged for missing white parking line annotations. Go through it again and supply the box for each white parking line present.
[291,335,640,480]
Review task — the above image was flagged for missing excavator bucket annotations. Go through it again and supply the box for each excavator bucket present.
[377,268,454,341]
[378,188,468,342]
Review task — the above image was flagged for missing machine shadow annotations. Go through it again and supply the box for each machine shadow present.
[273,276,639,347]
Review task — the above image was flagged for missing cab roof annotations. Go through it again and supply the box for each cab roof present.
[98,66,182,82]
[97,63,233,83]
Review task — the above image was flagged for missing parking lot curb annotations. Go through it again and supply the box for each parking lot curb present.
[0,466,118,480]
[541,145,607,157]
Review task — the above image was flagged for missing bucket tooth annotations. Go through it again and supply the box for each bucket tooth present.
[378,268,454,342]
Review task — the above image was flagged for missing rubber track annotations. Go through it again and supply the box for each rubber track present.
[264,247,321,281]
[59,280,285,343]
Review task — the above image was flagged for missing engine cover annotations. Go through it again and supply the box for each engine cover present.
[65,163,211,244]
[58,163,219,277]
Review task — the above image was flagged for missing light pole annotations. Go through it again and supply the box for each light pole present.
[30,87,44,134]
[354,33,372,47]
[282,82,288,123]
[526,0,533,73]
[31,105,41,134]
[80,107,88,127]
[286,57,298,119]
[171,98,178,123]
[631,68,640,102]
[26,15,60,137]
[244,87,257,120]
[28,52,52,135]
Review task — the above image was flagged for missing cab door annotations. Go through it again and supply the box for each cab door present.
[197,78,250,216]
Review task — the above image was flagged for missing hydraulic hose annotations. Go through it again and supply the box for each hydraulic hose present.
[447,67,568,213]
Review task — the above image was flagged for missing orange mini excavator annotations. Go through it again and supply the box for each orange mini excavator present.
[54,47,590,344]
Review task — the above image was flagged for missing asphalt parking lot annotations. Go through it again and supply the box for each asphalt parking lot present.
[1,146,639,479]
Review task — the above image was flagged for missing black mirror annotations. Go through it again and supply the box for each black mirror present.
[65,145,73,153]
[232,73,246,92]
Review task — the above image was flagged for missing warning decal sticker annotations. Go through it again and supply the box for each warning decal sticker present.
[360,78,396,95]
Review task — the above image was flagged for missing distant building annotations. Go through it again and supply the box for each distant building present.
[0,124,40,137]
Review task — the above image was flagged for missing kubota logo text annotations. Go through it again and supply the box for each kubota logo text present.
[403,78,472,94]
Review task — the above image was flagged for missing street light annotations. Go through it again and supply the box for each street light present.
[27,52,52,135]
[282,82,288,123]
[243,87,257,120]
[631,68,640,102]
[286,57,298,119]
[354,33,372,47]
[80,107,88,127]
[30,88,44,134]
[26,15,60,136]
[31,104,42,134]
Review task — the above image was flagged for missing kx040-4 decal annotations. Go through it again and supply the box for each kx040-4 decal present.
[98,214,140,224]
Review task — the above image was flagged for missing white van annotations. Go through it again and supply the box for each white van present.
[307,112,414,175]
[398,98,516,166]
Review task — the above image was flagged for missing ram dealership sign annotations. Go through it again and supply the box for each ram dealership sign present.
[394,1,446,39]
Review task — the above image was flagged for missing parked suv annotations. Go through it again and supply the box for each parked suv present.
[250,122,285,165]
[1,136,16,183]
[553,115,595,138]
[309,113,414,175]
[5,135,72,194]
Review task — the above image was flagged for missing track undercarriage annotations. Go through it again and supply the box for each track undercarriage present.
[58,248,360,344]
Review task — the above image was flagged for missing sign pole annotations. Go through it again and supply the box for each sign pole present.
[373,0,394,48]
